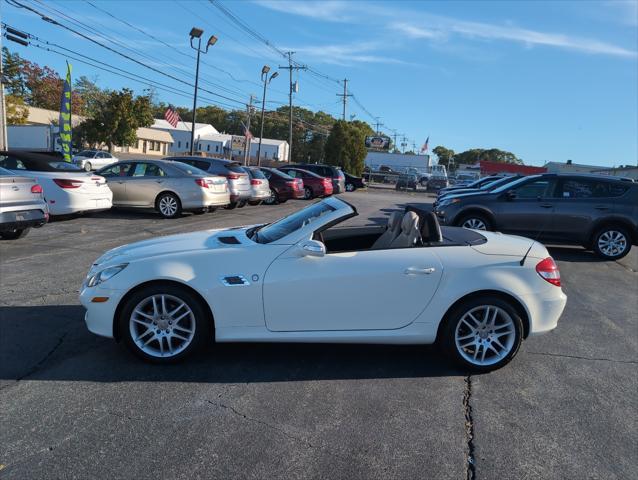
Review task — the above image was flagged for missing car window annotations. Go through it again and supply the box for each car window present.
[143,163,166,177]
[0,166,14,175]
[223,162,245,174]
[131,163,150,176]
[0,155,27,170]
[193,160,210,171]
[560,179,629,198]
[260,169,272,179]
[76,150,94,157]
[514,179,553,198]
[251,201,336,244]
[100,163,133,177]
[171,162,210,176]
[492,175,540,193]
[281,169,297,177]
[249,168,266,180]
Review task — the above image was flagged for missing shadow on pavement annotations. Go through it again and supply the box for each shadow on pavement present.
[0,305,462,384]
[548,246,606,263]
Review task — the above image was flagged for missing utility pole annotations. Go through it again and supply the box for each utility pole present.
[243,94,256,165]
[0,23,7,150]
[391,131,399,152]
[374,117,382,135]
[336,78,352,121]
[401,135,407,153]
[279,52,306,163]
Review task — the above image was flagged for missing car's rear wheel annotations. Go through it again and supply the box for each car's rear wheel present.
[592,226,631,260]
[0,228,31,240]
[119,284,212,364]
[84,162,92,172]
[304,186,314,200]
[420,179,428,187]
[248,200,262,206]
[225,201,238,210]
[264,188,278,205]
[345,183,355,192]
[457,213,492,231]
[440,296,523,372]
[156,193,182,219]
[208,207,218,213]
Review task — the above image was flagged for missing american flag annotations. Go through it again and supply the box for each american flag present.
[243,122,253,140]
[421,136,429,153]
[164,106,180,128]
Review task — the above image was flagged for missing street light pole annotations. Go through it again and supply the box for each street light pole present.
[189,27,217,156]
[256,66,278,166]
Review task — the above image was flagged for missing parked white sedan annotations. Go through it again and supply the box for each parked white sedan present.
[80,197,566,371]
[72,150,118,171]
[0,151,113,216]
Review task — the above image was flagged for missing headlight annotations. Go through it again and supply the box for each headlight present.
[87,263,128,287]
[438,197,461,208]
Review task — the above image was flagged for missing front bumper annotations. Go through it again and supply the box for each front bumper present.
[79,285,124,338]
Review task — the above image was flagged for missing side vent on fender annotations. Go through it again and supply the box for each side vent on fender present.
[221,275,249,286]
[218,236,241,245]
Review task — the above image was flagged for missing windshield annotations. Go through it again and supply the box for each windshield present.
[250,201,335,244]
[75,150,95,157]
[48,161,83,171]
[480,176,517,190]
[0,166,14,175]
[248,168,266,179]
[492,175,540,193]
[171,161,210,176]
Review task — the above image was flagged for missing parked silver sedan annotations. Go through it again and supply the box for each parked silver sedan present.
[0,166,48,239]
[96,160,230,218]
[72,150,118,171]
[242,166,271,205]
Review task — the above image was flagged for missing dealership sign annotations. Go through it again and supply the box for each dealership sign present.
[231,135,246,150]
[365,135,391,150]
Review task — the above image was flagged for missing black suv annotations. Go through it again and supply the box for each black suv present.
[287,164,346,193]
[435,173,638,259]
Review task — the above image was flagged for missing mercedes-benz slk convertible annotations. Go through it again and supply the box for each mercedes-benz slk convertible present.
[80,197,566,371]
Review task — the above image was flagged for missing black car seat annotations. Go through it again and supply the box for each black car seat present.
[389,211,421,248]
[371,211,402,249]
[420,212,443,244]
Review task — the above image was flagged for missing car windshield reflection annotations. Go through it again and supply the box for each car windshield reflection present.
[250,201,335,244]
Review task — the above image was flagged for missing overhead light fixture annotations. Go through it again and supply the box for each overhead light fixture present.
[189,27,204,39]
[261,65,270,74]
[270,72,279,80]
[207,35,218,47]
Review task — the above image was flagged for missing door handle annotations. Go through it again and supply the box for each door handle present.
[594,205,610,211]
[404,267,436,275]
[539,203,553,208]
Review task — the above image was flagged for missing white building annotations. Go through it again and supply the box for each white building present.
[543,160,609,174]
[151,119,219,154]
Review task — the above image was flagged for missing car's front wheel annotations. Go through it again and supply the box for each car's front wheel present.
[119,284,212,363]
[592,226,632,260]
[263,188,278,205]
[0,228,31,240]
[304,186,314,200]
[440,296,523,372]
[457,213,492,231]
[84,162,92,172]
[345,183,355,192]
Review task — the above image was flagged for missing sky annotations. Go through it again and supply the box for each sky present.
[2,0,637,167]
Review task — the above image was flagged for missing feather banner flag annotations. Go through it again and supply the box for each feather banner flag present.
[59,61,73,162]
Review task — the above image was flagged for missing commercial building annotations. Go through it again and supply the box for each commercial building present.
[479,161,547,176]
[543,160,609,174]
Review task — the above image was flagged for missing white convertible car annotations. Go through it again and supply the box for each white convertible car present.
[80,197,566,371]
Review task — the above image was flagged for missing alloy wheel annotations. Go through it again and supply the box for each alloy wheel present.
[454,305,516,367]
[159,195,178,217]
[597,230,627,258]
[304,187,313,199]
[462,218,487,230]
[346,183,354,192]
[129,294,196,358]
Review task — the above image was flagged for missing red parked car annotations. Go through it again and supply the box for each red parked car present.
[277,167,333,199]
[259,167,305,204]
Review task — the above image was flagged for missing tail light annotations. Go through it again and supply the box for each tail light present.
[195,178,209,188]
[251,179,263,186]
[322,178,331,186]
[535,257,561,286]
[227,173,240,180]
[31,184,43,194]
[53,179,83,189]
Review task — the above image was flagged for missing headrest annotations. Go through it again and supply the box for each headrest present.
[388,211,402,232]
[420,212,443,243]
[401,211,420,234]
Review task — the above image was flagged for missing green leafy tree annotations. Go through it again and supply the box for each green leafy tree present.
[453,148,523,165]
[2,47,26,97]
[5,94,28,124]
[433,146,455,168]
[75,89,153,151]
[74,76,107,117]
[324,120,367,175]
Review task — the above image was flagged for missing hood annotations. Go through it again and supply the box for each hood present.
[93,226,255,267]
[471,231,548,260]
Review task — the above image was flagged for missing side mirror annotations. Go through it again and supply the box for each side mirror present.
[298,240,326,258]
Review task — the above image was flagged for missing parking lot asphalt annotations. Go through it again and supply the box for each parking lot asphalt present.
[0,189,636,479]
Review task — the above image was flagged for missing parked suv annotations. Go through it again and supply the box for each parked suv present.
[165,157,251,209]
[435,173,638,259]
[288,163,346,193]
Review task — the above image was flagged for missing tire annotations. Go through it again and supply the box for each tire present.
[208,207,218,213]
[457,213,492,231]
[0,227,31,240]
[592,225,632,260]
[237,201,246,208]
[118,283,212,364]
[439,296,523,372]
[225,202,238,210]
[263,189,279,205]
[156,192,182,219]
[84,162,92,172]
[192,209,207,215]
[304,186,314,200]
[248,200,262,206]
[420,179,428,187]
[346,183,355,192]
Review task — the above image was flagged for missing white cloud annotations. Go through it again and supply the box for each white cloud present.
[288,41,408,66]
[252,0,354,22]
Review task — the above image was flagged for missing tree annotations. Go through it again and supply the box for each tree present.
[324,120,367,175]
[433,146,455,168]
[75,89,153,151]
[2,47,26,96]
[74,76,107,117]
[453,148,523,165]
[5,94,28,124]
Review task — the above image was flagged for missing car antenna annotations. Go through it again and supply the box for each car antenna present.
[520,203,553,266]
